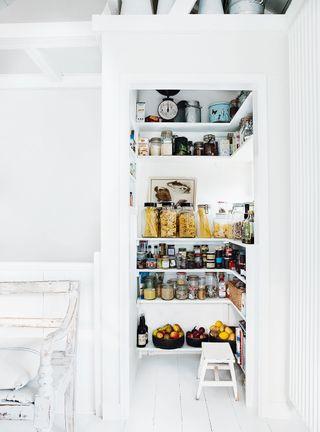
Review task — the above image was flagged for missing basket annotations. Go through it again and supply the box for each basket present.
[228,281,245,311]
[152,334,184,350]
[186,334,209,348]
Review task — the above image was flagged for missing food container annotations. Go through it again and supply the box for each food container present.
[161,282,175,301]
[208,102,230,123]
[197,287,206,300]
[186,333,209,347]
[206,272,218,298]
[160,202,177,237]
[218,138,231,156]
[161,255,170,269]
[177,272,187,285]
[138,137,149,156]
[152,334,184,350]
[175,284,189,300]
[143,203,159,238]
[194,141,204,156]
[178,203,196,238]
[174,136,189,156]
[227,0,265,14]
[144,276,156,300]
[185,100,201,123]
[188,275,199,300]
[213,213,230,238]
[161,130,173,156]
[197,204,212,238]
[150,137,162,156]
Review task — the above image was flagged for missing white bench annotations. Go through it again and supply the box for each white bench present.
[196,342,238,401]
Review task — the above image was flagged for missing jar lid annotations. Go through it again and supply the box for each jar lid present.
[150,137,162,143]
[144,202,157,207]
[161,201,174,207]
[180,202,193,208]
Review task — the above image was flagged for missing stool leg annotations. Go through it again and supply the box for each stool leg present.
[196,360,207,400]
[197,352,204,379]
[229,362,238,401]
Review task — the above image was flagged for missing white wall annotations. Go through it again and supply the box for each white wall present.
[289,0,320,430]
[0,88,101,262]
[99,27,290,420]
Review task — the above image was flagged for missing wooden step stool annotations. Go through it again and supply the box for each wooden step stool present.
[196,342,238,400]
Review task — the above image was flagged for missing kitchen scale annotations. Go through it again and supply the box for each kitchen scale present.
[157,90,180,122]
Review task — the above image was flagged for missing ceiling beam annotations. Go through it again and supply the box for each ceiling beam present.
[102,0,120,15]
[169,0,197,14]
[25,48,61,81]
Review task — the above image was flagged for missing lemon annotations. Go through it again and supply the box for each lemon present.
[219,325,225,333]
[219,331,229,340]
[215,320,223,328]
[225,327,233,335]
[228,333,235,341]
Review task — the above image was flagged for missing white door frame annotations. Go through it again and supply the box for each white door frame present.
[101,72,270,420]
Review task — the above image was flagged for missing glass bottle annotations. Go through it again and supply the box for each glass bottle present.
[242,208,253,244]
[218,274,226,298]
[137,315,148,348]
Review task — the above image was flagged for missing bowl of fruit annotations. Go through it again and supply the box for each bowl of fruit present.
[152,323,184,349]
[186,326,209,347]
[208,321,236,353]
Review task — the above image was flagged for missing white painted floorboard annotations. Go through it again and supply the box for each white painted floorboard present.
[0,356,308,432]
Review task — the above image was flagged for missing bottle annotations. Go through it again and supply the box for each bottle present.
[218,274,226,298]
[137,315,148,348]
[153,245,159,259]
[242,210,254,244]
[147,245,153,258]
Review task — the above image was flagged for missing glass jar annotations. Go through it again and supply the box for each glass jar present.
[144,277,156,300]
[160,202,177,238]
[230,99,239,118]
[150,137,162,156]
[175,284,189,300]
[161,255,170,269]
[197,204,212,238]
[161,130,173,156]
[178,203,196,238]
[203,134,216,156]
[174,137,189,156]
[138,137,149,156]
[197,287,206,300]
[177,272,187,285]
[161,283,175,301]
[213,213,229,238]
[188,275,199,300]
[137,251,146,269]
[218,138,231,156]
[194,141,204,156]
[143,203,159,238]
[206,272,218,298]
[176,249,187,270]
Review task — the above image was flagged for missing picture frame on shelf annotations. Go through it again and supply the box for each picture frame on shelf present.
[149,177,196,206]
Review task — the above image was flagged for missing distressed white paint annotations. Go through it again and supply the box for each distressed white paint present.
[288,0,320,431]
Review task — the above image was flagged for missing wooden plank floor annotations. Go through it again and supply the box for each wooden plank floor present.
[127,355,308,432]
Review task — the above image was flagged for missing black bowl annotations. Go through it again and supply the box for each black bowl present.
[186,335,209,348]
[152,334,184,350]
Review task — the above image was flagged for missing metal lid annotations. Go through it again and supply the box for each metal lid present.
[144,202,157,207]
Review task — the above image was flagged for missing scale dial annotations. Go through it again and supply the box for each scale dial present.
[158,98,178,121]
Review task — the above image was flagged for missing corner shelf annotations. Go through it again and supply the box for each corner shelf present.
[135,92,252,133]
[137,237,253,249]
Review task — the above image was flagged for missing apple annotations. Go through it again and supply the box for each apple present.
[164,334,170,340]
[173,324,181,332]
[188,333,194,339]
[170,331,180,339]
[178,331,184,338]
[193,331,200,338]
[198,327,205,334]
[156,331,164,339]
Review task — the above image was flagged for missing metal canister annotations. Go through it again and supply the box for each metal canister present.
[227,0,265,14]
[185,100,201,123]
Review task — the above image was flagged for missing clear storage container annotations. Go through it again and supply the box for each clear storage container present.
[160,202,177,238]
[197,204,212,238]
[188,275,199,300]
[143,203,159,238]
[178,203,196,238]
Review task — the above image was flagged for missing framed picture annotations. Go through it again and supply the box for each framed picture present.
[149,177,196,206]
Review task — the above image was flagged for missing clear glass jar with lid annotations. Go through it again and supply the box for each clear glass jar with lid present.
[175,284,189,300]
[188,275,199,300]
[161,280,175,301]
[143,276,156,300]
[160,202,177,238]
[178,203,196,238]
[143,203,159,238]
[161,130,173,156]
[197,204,212,238]
[150,137,162,156]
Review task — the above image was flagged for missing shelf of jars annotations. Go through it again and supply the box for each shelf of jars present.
[137,237,252,249]
[135,92,252,134]
[136,268,246,284]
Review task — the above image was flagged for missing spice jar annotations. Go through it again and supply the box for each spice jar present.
[161,282,175,301]
[144,277,156,300]
[178,203,196,238]
[138,137,149,156]
[177,249,187,270]
[177,272,187,285]
[188,275,199,300]
[143,203,159,238]
[194,141,204,156]
[150,137,162,156]
[197,204,212,238]
[206,272,218,298]
[203,134,216,156]
[160,202,177,238]
[161,255,170,269]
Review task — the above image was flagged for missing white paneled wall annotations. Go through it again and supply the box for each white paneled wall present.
[0,261,99,416]
[289,1,320,430]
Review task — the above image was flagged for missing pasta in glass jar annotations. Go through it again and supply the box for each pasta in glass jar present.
[160,202,177,238]
[197,204,212,238]
[143,203,159,238]
[178,203,196,238]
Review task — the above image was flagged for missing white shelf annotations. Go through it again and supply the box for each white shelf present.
[137,297,246,320]
[137,237,253,249]
[138,342,202,356]
[136,268,246,283]
[135,93,252,133]
[137,298,230,306]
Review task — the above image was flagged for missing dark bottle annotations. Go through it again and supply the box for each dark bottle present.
[147,245,153,258]
[153,245,159,259]
[137,315,148,348]
[215,248,224,269]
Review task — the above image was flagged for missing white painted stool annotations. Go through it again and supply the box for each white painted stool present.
[196,342,238,400]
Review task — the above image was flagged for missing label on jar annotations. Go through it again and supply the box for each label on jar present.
[206,261,215,269]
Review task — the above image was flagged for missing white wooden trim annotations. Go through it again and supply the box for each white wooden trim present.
[0,317,63,328]
[0,280,76,293]
[25,48,61,81]
[93,252,103,418]
[102,0,120,15]
[0,73,101,89]
[169,0,197,14]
